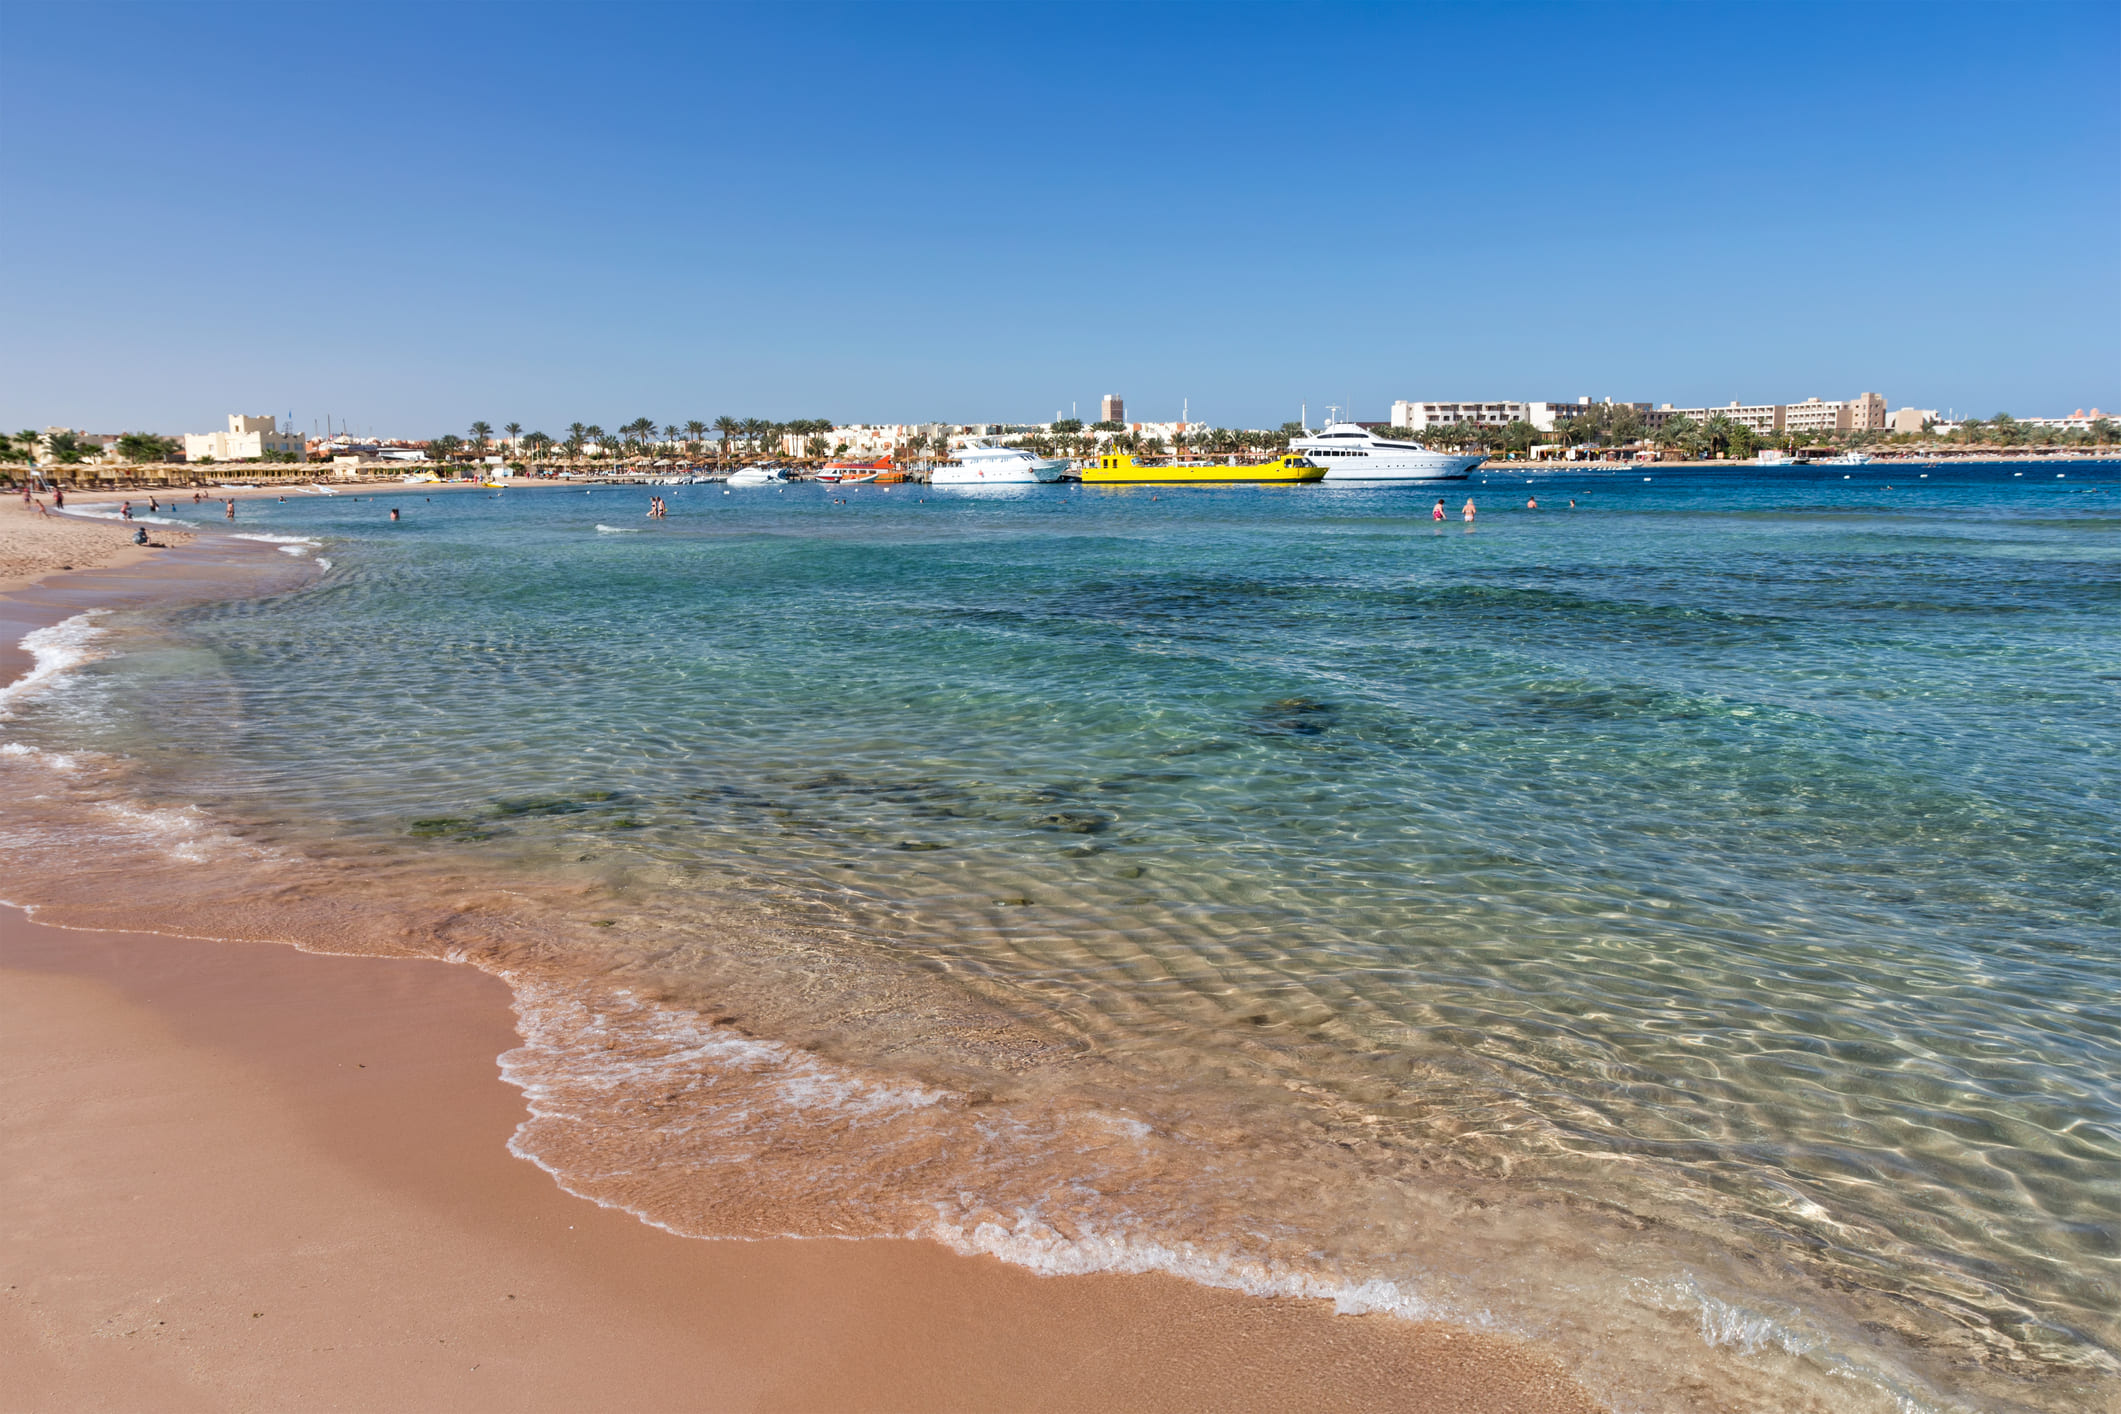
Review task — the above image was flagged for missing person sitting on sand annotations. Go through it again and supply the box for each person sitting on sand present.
[132,526,149,545]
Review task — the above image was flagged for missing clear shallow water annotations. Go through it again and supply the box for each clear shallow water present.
[8,467,2120,1411]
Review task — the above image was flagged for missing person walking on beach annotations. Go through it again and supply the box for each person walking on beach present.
[53,487,64,508]
[1462,497,1476,525]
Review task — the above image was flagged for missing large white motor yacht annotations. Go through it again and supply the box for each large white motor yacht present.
[1288,423,1483,482]
[725,464,789,485]
[929,440,1069,485]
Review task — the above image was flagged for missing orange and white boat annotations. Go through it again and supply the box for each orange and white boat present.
[819,456,894,483]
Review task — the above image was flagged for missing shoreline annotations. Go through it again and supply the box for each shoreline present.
[0,532,1602,1409]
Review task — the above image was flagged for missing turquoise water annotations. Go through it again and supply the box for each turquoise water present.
[14,465,2121,1410]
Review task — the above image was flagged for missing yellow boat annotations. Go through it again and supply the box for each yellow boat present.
[1080,451,1325,484]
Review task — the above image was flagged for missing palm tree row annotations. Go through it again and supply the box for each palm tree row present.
[439,416,838,466]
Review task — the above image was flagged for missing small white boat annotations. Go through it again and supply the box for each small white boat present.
[929,440,1068,485]
[1817,451,1873,466]
[725,465,789,485]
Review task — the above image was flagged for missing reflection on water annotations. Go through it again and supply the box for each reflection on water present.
[6,467,2119,1412]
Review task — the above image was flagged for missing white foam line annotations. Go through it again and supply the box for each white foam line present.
[54,509,185,526]
[0,741,80,771]
[229,532,324,548]
[0,612,106,719]
[594,524,642,533]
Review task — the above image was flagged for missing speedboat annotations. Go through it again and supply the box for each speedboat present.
[725,464,789,485]
[929,440,1068,485]
[819,456,894,483]
[1818,451,1873,466]
[1287,423,1482,481]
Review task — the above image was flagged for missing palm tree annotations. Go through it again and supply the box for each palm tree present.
[583,425,607,460]
[684,420,707,459]
[713,416,738,468]
[469,420,493,453]
[504,422,523,457]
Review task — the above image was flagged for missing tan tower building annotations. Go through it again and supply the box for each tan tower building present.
[1100,394,1125,424]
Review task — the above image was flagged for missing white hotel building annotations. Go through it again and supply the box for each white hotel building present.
[183,413,305,462]
[1391,398,1658,433]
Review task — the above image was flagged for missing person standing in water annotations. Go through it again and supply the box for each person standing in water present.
[225,499,235,521]
[389,507,400,521]
[1433,498,1446,522]
[1527,495,1538,510]
[1462,497,1477,525]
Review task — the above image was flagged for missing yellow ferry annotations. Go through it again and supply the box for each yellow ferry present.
[1080,451,1325,484]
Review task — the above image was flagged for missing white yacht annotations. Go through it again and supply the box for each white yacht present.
[928,440,1069,485]
[1817,450,1873,466]
[1288,423,1483,482]
[725,464,789,485]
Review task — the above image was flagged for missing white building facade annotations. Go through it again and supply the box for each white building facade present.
[1391,398,1658,434]
[183,413,304,462]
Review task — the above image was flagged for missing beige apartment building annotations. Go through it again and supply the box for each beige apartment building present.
[1100,394,1126,423]
[1657,394,1887,436]
[183,413,304,462]
[1784,393,1887,434]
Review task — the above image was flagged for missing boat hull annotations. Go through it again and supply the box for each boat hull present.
[1082,464,1325,484]
[929,467,1042,485]
[1320,453,1482,482]
[1081,452,1325,484]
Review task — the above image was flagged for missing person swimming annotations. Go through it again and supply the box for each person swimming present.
[390,508,401,521]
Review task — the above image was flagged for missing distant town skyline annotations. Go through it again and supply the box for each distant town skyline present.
[3,1,2115,433]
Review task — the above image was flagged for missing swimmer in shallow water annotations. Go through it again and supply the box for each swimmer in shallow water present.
[390,508,401,521]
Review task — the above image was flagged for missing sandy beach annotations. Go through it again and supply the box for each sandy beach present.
[0,494,195,596]
[0,911,1599,1413]
[0,515,1603,1411]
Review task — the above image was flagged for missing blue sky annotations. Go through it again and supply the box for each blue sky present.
[4,1,2116,436]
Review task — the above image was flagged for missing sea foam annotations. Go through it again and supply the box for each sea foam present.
[1,613,106,718]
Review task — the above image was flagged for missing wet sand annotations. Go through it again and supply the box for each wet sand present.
[0,909,1600,1413]
[0,542,1604,1411]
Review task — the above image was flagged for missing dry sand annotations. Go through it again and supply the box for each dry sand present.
[0,910,1602,1413]
[0,495,194,595]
